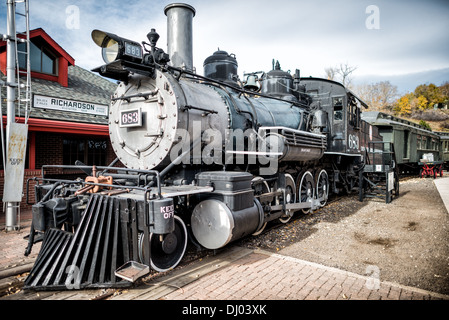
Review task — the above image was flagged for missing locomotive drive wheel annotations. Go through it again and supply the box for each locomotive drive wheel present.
[138,215,188,272]
[297,171,315,213]
[316,169,329,207]
[279,173,296,223]
[252,176,270,235]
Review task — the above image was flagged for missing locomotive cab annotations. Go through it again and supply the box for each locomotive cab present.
[300,78,364,156]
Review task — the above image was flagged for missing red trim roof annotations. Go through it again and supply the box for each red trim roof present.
[0,28,75,65]
[3,116,109,136]
[0,28,75,86]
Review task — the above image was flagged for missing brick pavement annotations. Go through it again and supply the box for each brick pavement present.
[0,215,41,277]
[1,205,449,301]
[161,249,449,300]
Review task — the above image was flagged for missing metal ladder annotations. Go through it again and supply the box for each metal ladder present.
[13,0,32,122]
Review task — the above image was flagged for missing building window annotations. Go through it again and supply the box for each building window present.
[421,136,427,150]
[18,40,58,75]
[87,139,108,165]
[432,138,438,151]
[63,137,107,166]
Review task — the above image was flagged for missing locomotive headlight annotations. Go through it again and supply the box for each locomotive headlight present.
[101,37,119,63]
[91,29,143,64]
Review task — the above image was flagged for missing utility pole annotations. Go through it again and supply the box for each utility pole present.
[3,0,30,231]
[5,0,18,231]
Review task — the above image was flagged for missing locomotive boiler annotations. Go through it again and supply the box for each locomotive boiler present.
[23,3,386,290]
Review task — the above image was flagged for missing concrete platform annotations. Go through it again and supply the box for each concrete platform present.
[434,176,449,213]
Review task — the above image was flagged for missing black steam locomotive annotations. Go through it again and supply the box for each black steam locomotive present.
[24,3,396,290]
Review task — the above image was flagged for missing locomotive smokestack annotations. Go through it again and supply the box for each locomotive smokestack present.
[164,3,196,71]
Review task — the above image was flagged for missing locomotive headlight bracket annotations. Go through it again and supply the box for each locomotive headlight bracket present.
[92,29,143,64]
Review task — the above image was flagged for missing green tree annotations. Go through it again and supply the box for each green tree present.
[419,120,431,131]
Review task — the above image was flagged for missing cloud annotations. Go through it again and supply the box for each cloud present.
[187,0,449,79]
[1,0,448,85]
[0,0,169,70]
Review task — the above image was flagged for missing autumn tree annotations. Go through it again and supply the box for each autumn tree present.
[393,82,449,116]
[353,81,398,111]
[413,95,428,111]
[325,67,337,81]
[439,81,449,97]
[337,63,358,88]
[414,83,445,109]
[440,82,449,108]
[393,93,412,115]
[324,63,357,88]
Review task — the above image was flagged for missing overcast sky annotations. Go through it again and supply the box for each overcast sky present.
[1,0,448,92]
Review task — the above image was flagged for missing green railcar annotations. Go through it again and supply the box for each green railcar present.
[361,112,442,174]
[436,131,449,169]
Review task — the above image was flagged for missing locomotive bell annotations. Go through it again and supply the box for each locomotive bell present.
[244,74,260,91]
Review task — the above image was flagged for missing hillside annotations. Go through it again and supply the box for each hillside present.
[363,109,449,133]
[410,109,449,132]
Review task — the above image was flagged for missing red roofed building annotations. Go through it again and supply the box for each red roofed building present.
[0,28,117,212]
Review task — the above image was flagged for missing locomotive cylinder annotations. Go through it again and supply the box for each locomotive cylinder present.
[191,199,262,250]
[191,171,264,249]
[164,3,196,71]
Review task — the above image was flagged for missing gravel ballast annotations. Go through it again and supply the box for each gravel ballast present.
[237,177,449,295]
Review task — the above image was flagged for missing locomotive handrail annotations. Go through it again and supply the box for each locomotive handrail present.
[30,176,165,199]
[258,126,326,139]
[111,89,159,102]
[40,164,162,198]
[183,104,218,114]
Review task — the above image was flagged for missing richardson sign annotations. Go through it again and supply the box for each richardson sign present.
[33,94,108,116]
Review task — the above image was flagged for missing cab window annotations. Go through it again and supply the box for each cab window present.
[348,97,360,129]
[333,97,343,121]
